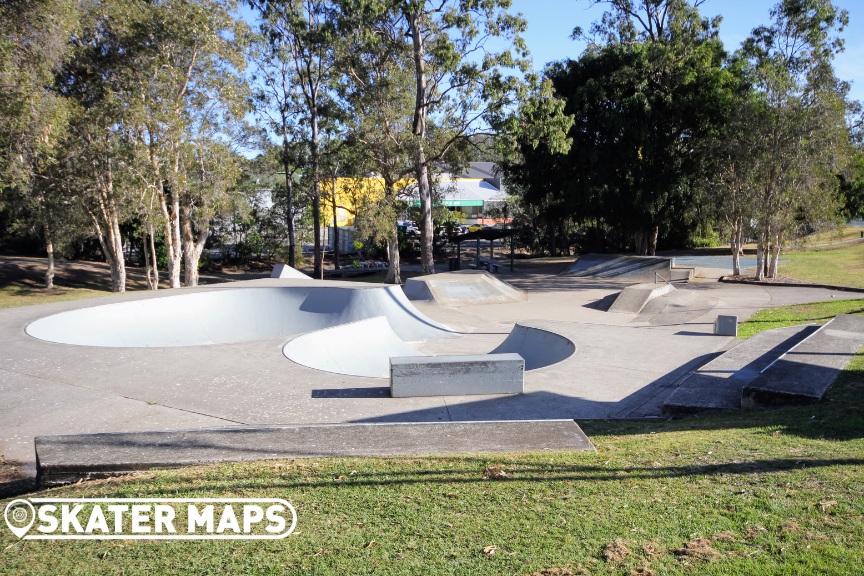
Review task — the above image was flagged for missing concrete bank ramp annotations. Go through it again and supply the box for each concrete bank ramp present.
[403,270,526,306]
[26,285,453,347]
[284,320,576,378]
[663,324,819,413]
[560,253,672,280]
[35,421,595,486]
[608,282,676,314]
[743,314,864,407]
[271,263,310,279]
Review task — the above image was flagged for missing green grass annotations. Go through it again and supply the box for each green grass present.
[3,355,864,574]
[738,298,864,339]
[0,283,109,309]
[778,242,864,289]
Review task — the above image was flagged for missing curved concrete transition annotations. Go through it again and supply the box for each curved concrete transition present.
[284,319,576,378]
[283,316,426,378]
[490,323,576,370]
[26,285,454,347]
[403,270,526,305]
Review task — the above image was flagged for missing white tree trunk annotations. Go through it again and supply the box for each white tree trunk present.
[384,223,402,285]
[44,224,54,290]
[181,208,209,287]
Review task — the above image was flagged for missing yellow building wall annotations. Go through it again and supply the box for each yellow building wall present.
[321,177,413,227]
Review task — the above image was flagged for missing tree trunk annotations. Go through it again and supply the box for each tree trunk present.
[648,225,659,256]
[730,220,742,277]
[384,222,401,285]
[44,223,54,290]
[332,181,340,270]
[180,205,209,287]
[768,236,781,279]
[146,219,159,290]
[406,7,435,275]
[415,143,435,274]
[282,148,296,269]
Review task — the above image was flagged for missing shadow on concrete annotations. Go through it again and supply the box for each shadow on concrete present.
[312,387,391,398]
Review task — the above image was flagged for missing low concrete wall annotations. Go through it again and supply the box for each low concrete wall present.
[390,353,524,397]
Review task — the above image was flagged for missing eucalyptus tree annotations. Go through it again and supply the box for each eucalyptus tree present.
[740,0,850,280]
[249,0,343,279]
[400,0,532,274]
[335,1,425,284]
[0,0,82,287]
[99,0,251,288]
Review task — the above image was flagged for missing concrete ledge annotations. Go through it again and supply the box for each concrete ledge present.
[390,353,524,397]
[608,282,676,314]
[35,420,593,486]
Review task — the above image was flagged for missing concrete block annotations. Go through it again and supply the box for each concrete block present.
[714,315,738,336]
[390,353,524,397]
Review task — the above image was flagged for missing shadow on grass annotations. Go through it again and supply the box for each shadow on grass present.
[124,456,864,496]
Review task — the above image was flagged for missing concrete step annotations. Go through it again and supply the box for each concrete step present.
[663,324,820,414]
[742,314,864,407]
[35,420,595,487]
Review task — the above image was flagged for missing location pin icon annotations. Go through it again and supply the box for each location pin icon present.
[4,499,36,539]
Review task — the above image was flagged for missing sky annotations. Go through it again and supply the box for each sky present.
[511,0,864,103]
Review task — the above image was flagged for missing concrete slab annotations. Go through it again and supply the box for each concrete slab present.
[743,314,864,406]
[390,354,524,397]
[403,270,527,305]
[663,325,820,413]
[35,420,594,486]
[608,283,676,314]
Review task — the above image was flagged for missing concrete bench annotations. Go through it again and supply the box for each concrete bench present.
[390,353,524,397]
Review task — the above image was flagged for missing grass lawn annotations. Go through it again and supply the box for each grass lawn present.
[737,298,864,339]
[0,282,108,309]
[777,242,864,289]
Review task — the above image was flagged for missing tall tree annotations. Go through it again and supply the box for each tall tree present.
[741,0,850,279]
[0,0,81,287]
[401,0,531,274]
[250,0,341,279]
[83,0,251,288]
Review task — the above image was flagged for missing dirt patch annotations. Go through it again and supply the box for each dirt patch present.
[0,456,35,498]
[674,537,721,561]
[602,539,632,564]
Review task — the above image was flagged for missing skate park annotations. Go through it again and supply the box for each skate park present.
[1,254,862,484]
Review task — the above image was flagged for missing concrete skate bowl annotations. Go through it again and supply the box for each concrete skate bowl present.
[403,270,527,305]
[25,285,455,347]
[560,254,672,280]
[283,319,576,378]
